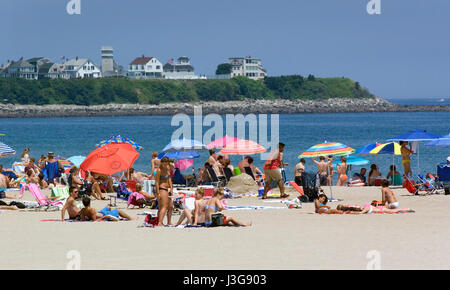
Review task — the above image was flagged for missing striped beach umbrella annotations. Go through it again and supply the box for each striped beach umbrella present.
[54,156,75,171]
[219,139,267,155]
[207,136,241,149]
[298,142,354,158]
[369,142,402,155]
[354,143,382,155]
[0,141,16,158]
[162,139,208,153]
[96,135,143,150]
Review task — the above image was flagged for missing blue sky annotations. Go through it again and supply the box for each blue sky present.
[1,0,449,99]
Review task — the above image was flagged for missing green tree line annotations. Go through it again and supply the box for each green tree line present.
[0,75,374,106]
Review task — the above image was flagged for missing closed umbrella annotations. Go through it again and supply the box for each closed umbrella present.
[162,139,208,153]
[219,139,267,155]
[96,135,143,150]
[0,141,15,158]
[80,143,139,175]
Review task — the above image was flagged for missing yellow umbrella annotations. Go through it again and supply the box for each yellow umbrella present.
[369,142,402,155]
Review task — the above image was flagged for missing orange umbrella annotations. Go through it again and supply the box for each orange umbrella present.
[80,143,139,175]
[219,139,267,155]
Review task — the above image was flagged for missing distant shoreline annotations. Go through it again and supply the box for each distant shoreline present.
[0,98,449,118]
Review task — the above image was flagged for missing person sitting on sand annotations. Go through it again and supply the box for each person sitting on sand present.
[133,183,156,207]
[86,172,106,200]
[313,156,329,186]
[0,169,23,200]
[78,197,135,222]
[368,164,382,186]
[69,166,83,188]
[24,158,40,175]
[38,173,49,189]
[199,162,212,185]
[0,165,10,189]
[381,179,399,209]
[176,188,206,226]
[223,158,234,172]
[294,158,306,187]
[314,194,343,214]
[205,188,252,227]
[61,186,82,220]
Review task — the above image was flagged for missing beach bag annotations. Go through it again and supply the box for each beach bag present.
[211,213,224,227]
[127,192,146,208]
[145,214,159,227]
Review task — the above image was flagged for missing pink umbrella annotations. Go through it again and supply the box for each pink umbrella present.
[219,139,267,155]
[207,136,241,149]
[175,159,194,171]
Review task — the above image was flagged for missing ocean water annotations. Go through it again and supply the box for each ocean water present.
[0,112,449,181]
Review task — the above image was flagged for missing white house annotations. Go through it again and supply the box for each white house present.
[229,56,267,80]
[63,57,102,78]
[163,56,200,80]
[128,56,163,79]
[46,63,70,79]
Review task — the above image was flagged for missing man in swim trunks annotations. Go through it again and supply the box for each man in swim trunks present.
[262,143,289,199]
[400,141,414,178]
[294,158,306,186]
[381,179,399,209]
[61,186,81,220]
[78,197,135,221]
[313,156,328,186]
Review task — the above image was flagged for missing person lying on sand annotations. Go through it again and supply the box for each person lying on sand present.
[176,188,206,226]
[336,204,414,214]
[205,188,252,227]
[0,200,25,210]
[314,194,343,214]
[381,179,399,209]
[78,197,135,222]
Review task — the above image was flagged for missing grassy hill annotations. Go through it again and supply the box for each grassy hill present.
[0,75,374,106]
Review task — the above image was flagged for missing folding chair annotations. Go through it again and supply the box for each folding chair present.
[223,167,234,184]
[206,167,224,187]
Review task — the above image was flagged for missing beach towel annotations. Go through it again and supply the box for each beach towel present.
[226,205,287,211]
[127,192,146,208]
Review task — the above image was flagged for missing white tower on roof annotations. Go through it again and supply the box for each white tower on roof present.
[101,46,114,74]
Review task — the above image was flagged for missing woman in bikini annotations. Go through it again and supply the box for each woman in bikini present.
[176,188,206,226]
[151,152,160,180]
[314,194,343,214]
[336,204,414,214]
[336,156,348,186]
[155,157,173,226]
[205,188,252,227]
[400,141,413,178]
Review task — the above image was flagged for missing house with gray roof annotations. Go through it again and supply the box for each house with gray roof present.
[63,57,102,78]
[163,56,200,79]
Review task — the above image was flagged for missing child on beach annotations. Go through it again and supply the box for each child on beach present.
[205,188,252,227]
[381,179,399,209]
[176,188,206,226]
[314,194,343,214]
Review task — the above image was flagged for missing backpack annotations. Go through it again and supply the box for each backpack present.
[127,192,146,208]
[117,182,131,199]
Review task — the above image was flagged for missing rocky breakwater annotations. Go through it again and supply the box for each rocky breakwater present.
[0,97,448,118]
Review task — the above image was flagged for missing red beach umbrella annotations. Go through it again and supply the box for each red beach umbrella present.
[80,143,139,175]
[219,139,267,155]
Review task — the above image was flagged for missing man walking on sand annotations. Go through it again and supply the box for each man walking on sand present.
[262,143,289,199]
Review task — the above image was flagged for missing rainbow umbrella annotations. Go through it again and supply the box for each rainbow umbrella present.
[298,142,354,158]
[54,156,75,172]
[219,139,267,155]
[207,136,241,149]
[369,142,402,155]
[96,135,143,150]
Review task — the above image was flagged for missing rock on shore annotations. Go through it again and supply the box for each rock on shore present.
[0,97,449,118]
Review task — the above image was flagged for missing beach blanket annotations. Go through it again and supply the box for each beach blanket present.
[226,205,287,211]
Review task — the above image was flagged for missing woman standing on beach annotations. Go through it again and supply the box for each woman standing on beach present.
[155,157,173,226]
[400,141,413,177]
[151,152,160,179]
[336,156,348,186]
[20,148,30,165]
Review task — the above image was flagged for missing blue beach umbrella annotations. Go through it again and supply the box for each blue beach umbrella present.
[333,156,370,167]
[0,141,16,158]
[68,156,87,167]
[354,143,381,155]
[158,151,200,160]
[96,135,143,150]
[425,134,450,147]
[162,139,208,153]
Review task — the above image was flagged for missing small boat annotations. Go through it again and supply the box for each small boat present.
[438,98,445,103]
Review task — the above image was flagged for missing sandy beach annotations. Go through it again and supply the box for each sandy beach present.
[1,185,449,270]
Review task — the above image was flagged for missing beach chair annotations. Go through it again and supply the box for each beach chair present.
[50,186,70,201]
[206,167,224,187]
[20,183,63,211]
[403,175,431,196]
[223,167,234,183]
[417,174,438,194]
[243,166,256,181]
